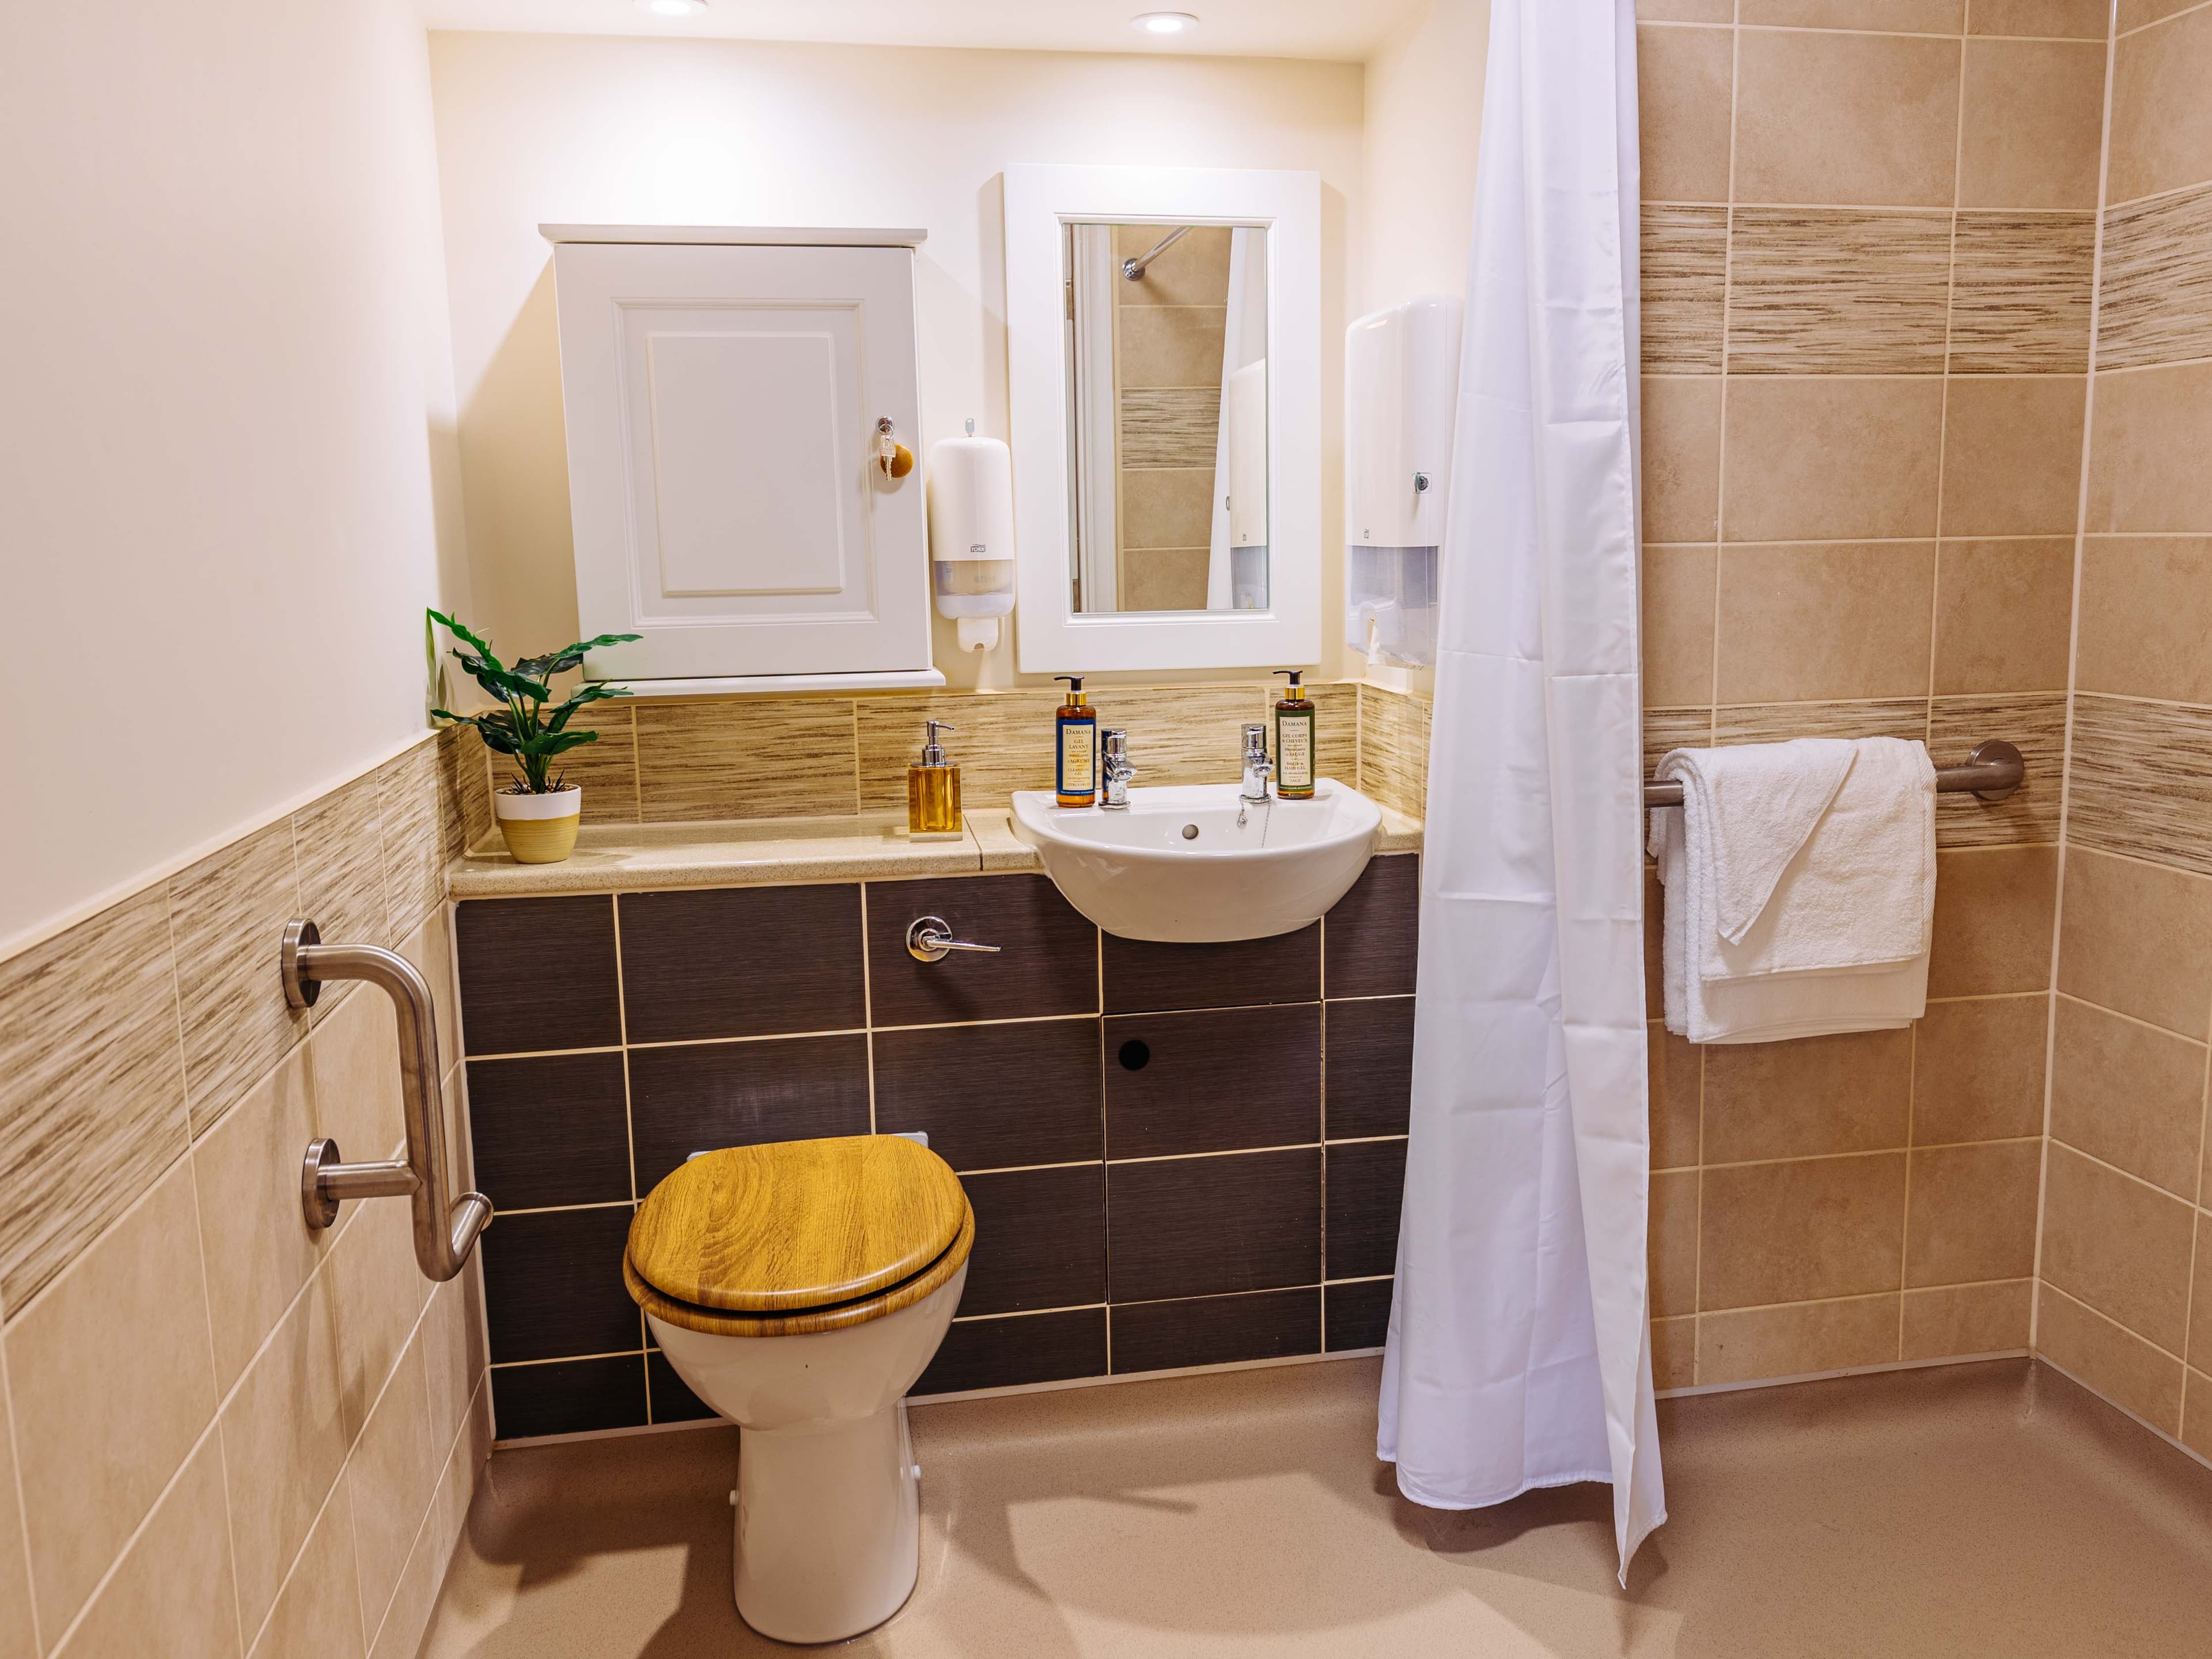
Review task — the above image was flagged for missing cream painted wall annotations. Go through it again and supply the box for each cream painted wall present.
[425,31,1363,690]
[0,0,469,952]
[1360,0,1487,313]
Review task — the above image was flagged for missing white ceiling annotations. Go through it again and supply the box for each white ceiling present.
[415,0,1423,63]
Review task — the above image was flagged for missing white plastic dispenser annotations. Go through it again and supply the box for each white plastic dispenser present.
[1344,296,1462,667]
[926,421,1017,652]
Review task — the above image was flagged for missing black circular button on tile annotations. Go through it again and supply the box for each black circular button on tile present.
[1117,1039,1151,1071]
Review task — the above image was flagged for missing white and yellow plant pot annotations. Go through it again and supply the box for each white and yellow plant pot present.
[495,786,583,864]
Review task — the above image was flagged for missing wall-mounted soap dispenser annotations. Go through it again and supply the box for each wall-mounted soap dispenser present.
[927,419,1017,652]
[1345,296,1462,668]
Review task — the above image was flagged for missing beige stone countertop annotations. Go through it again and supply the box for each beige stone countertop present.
[447,804,1425,899]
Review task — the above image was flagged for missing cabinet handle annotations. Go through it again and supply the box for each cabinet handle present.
[907,915,1000,963]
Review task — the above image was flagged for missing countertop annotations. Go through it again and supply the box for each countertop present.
[446,805,1422,900]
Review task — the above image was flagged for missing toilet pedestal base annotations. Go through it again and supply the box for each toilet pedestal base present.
[734,1399,919,1642]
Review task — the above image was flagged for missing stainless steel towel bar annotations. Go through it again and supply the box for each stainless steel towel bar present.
[1643,738,2024,810]
[281,919,491,1282]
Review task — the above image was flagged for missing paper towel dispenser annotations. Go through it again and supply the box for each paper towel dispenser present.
[1344,296,1461,668]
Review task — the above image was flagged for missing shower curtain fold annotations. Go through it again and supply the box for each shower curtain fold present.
[1377,0,1663,1585]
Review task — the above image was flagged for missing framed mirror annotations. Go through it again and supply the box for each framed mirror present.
[1005,164,1320,673]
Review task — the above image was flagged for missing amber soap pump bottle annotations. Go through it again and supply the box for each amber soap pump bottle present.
[1054,675,1097,807]
[906,718,964,838]
[1273,670,1316,799]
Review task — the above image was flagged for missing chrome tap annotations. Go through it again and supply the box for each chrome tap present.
[1239,724,1273,803]
[1101,729,1137,808]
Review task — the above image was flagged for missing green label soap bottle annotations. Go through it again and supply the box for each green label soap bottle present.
[1273,670,1316,799]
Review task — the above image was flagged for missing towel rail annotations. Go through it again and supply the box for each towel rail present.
[1643,738,2024,810]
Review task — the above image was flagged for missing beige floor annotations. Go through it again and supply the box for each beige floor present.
[418,1357,2212,1657]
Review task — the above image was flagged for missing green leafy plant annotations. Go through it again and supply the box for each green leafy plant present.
[428,609,643,794]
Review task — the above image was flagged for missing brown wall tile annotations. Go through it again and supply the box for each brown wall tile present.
[2036,1282,2186,1433]
[2117,0,2198,31]
[376,738,465,942]
[1639,0,1733,18]
[1932,539,2075,694]
[169,820,310,1138]
[1327,997,1415,1141]
[1725,209,1952,374]
[1948,214,2096,374]
[454,895,622,1056]
[1653,1313,1697,1389]
[626,1032,870,1191]
[467,1051,631,1211]
[2097,185,2212,371]
[1928,846,2058,997]
[1324,1138,1408,1282]
[1912,994,2051,1143]
[1639,25,1734,202]
[2108,5,2212,207]
[865,873,1097,1025]
[1906,1139,2043,1286]
[960,1164,1107,1315]
[1930,694,2067,849]
[2049,996,2208,1196]
[1969,0,2111,36]
[450,726,495,854]
[1107,1148,1320,1303]
[1119,469,1215,551]
[1959,39,2109,209]
[1106,1003,1320,1159]
[2058,847,2212,1038]
[874,1018,1104,1172]
[1734,29,1961,208]
[1698,1294,1902,1386]
[2086,363,2212,533]
[1705,1029,1914,1164]
[617,885,864,1043]
[1721,378,1945,541]
[1110,1287,1321,1374]
[1742,0,1962,25]
[2077,537,2212,703]
[1713,699,1930,745]
[636,698,858,822]
[1325,853,1420,998]
[1714,542,1936,703]
[2067,697,2212,877]
[1650,1166,1699,1320]
[1643,204,1729,372]
[1644,545,1718,709]
[1325,1278,1394,1352]
[1700,1153,1908,1309]
[915,1308,1107,1396]
[1901,1278,2032,1359]
[2040,1142,2195,1350]
[1118,308,1226,388]
[293,771,391,957]
[1643,376,1722,543]
[1104,925,1320,1015]
[1650,1024,1703,1171]
[1939,375,2089,537]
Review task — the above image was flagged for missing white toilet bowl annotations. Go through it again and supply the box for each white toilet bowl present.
[624,1135,973,1645]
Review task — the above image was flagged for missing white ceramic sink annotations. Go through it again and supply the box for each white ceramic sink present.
[1008,778,1383,943]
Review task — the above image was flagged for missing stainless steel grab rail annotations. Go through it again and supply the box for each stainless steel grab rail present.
[1643,738,2025,809]
[281,919,491,1282]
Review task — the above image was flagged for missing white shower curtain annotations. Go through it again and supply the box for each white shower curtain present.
[1377,0,1663,1584]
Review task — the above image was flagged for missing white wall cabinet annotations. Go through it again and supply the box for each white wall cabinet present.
[546,227,943,691]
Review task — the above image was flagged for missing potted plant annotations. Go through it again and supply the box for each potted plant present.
[429,609,641,864]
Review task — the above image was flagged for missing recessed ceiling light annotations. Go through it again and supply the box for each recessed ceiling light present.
[635,0,706,17]
[1132,12,1199,36]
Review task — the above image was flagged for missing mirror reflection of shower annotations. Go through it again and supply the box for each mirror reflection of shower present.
[1062,219,1269,614]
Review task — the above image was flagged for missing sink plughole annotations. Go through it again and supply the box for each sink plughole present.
[1008,779,1383,943]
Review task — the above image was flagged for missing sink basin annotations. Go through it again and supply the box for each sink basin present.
[1008,778,1384,943]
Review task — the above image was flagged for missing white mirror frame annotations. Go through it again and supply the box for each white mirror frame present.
[1003,162,1322,674]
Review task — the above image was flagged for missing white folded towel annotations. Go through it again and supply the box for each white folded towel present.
[1650,737,1937,1045]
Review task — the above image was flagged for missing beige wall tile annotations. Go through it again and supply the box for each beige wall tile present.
[376,738,464,944]
[0,1368,33,1659]
[1642,544,1718,707]
[349,1335,440,1645]
[169,819,310,1139]
[2116,0,2199,32]
[309,972,406,1168]
[1119,395,1221,469]
[1642,204,1728,373]
[1906,1139,2043,1286]
[2058,847,2212,1038]
[422,1268,487,1460]
[2097,185,2212,372]
[1743,0,1963,24]
[1112,224,1230,307]
[1940,375,2089,537]
[1698,1293,1902,1386]
[1645,707,1714,784]
[330,1194,433,1442]
[7,1162,217,1635]
[1639,25,1734,203]
[1641,0,1733,18]
[857,690,1059,812]
[1304,683,1359,786]
[1650,1023,1702,1171]
[1118,308,1226,388]
[1969,0,2111,36]
[1120,468,1217,550]
[2108,5,2212,207]
[1959,39,2109,209]
[1358,685,1429,819]
[1928,845,2058,997]
[2067,696,2212,877]
[2086,363,2212,534]
[2040,1141,2195,1350]
[2036,1281,2185,1433]
[1949,214,2096,374]
[636,699,859,822]
[1700,1153,1908,1309]
[248,1490,364,1659]
[1734,30,1961,208]
[1713,699,1930,745]
[1652,1315,1697,1389]
[2184,1370,2212,1462]
[1901,1278,2033,1359]
[194,1043,328,1392]
[1643,376,1722,544]
[2077,537,2212,704]
[2050,996,2209,1197]
[1930,693,2067,848]
[1086,685,1272,787]
[1726,209,1953,374]
[1912,994,2051,1143]
[1645,865,1668,1022]
[1721,378,1945,542]
[448,728,495,855]
[1705,1029,1914,1163]
[2193,1228,2212,1371]
[524,703,638,826]
[1715,542,1936,703]
[1932,539,2075,694]
[55,1433,239,1659]
[221,1266,349,1637]
[1650,1168,1700,1319]
[397,907,460,1085]
[294,771,392,957]
[0,887,189,1315]
[1119,548,1211,611]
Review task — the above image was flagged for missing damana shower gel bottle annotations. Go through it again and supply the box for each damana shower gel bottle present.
[1054,675,1097,808]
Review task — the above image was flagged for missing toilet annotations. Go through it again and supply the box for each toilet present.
[623,1134,974,1643]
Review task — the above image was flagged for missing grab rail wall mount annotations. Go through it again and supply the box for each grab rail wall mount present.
[281,919,491,1282]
